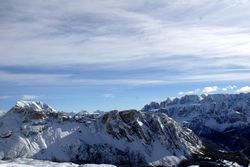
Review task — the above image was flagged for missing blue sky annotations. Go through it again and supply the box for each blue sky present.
[1,0,250,112]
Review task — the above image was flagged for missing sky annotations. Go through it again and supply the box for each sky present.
[1,0,250,112]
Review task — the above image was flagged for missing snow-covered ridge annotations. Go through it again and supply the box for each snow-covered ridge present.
[0,101,203,166]
[9,101,104,123]
[142,93,250,131]
[143,93,250,109]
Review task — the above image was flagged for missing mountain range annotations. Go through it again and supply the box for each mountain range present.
[1,93,250,166]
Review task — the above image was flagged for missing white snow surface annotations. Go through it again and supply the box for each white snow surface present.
[0,158,116,167]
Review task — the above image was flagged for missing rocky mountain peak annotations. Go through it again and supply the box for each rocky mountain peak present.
[8,101,56,120]
[101,109,202,156]
[14,101,55,112]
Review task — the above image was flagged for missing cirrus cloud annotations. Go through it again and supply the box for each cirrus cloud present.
[0,0,250,83]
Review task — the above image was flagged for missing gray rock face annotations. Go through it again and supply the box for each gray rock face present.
[0,101,203,166]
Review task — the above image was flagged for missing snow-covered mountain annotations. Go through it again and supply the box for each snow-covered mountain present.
[142,93,250,159]
[0,101,203,166]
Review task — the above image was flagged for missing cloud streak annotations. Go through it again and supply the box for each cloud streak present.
[2,69,250,86]
[103,94,115,98]
[0,96,10,100]
[21,95,40,101]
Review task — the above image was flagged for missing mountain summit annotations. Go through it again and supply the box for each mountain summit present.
[13,101,56,113]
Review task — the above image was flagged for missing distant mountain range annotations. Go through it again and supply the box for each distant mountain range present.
[142,93,250,166]
[0,93,250,166]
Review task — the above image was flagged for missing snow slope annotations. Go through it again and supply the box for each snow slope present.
[0,158,116,167]
[0,101,203,166]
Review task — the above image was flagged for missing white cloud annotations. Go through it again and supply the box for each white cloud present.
[179,86,219,96]
[0,70,70,85]
[103,93,115,98]
[178,91,184,95]
[0,70,166,86]
[21,95,39,101]
[178,88,201,95]
[74,79,165,86]
[187,89,201,95]
[236,86,250,93]
[222,85,237,91]
[222,88,227,91]
[202,86,219,94]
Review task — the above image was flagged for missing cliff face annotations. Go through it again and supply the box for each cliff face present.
[0,101,202,166]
